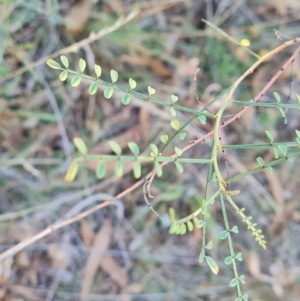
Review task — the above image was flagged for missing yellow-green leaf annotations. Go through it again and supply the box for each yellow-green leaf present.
[71,75,81,87]
[64,160,78,182]
[73,137,87,155]
[160,135,168,144]
[46,59,61,70]
[128,142,139,155]
[154,161,162,177]
[187,220,193,231]
[104,87,113,99]
[170,107,176,116]
[133,162,141,178]
[168,208,175,220]
[171,94,178,102]
[175,162,183,173]
[115,161,123,177]
[59,70,68,81]
[94,64,102,77]
[89,82,98,95]
[109,141,122,155]
[129,78,136,89]
[171,120,180,131]
[121,94,130,105]
[148,86,155,95]
[240,39,250,47]
[205,256,219,275]
[79,58,86,73]
[110,70,118,83]
[96,161,106,179]
[60,55,69,68]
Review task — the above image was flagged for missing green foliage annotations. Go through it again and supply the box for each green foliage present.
[46,25,300,300]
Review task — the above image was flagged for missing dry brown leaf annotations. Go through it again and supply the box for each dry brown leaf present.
[81,219,112,297]
[119,53,170,78]
[99,255,128,288]
[48,244,66,270]
[65,0,97,34]
[80,221,95,247]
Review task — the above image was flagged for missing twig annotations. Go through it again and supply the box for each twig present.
[0,41,299,261]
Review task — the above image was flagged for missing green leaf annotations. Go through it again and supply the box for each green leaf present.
[170,107,176,116]
[59,70,68,81]
[88,82,98,95]
[175,162,183,173]
[179,132,187,140]
[256,157,264,166]
[108,141,122,155]
[115,161,123,177]
[129,78,136,89]
[236,253,243,261]
[296,129,300,138]
[277,144,287,156]
[199,115,207,125]
[104,87,114,99]
[273,92,281,103]
[73,137,87,155]
[94,64,102,77]
[160,134,168,144]
[148,86,155,95]
[205,241,213,249]
[64,160,78,182]
[79,58,86,73]
[168,208,175,220]
[242,294,249,301]
[110,70,118,83]
[278,107,285,118]
[154,161,162,177]
[205,256,219,275]
[239,275,245,284]
[169,223,178,234]
[71,75,81,87]
[46,59,61,70]
[224,256,233,265]
[150,144,159,156]
[133,162,141,178]
[199,249,205,263]
[187,221,193,231]
[229,278,238,287]
[195,219,205,228]
[170,120,180,131]
[272,147,279,159]
[219,230,228,239]
[121,94,131,105]
[171,94,178,102]
[265,130,273,143]
[180,223,186,235]
[60,55,69,68]
[231,225,239,233]
[267,166,273,174]
[128,142,139,155]
[174,147,182,157]
[96,161,106,179]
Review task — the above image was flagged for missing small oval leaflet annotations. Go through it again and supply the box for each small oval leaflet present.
[199,249,205,263]
[205,256,219,275]
[73,137,87,155]
[71,75,81,87]
[148,86,155,95]
[170,107,176,116]
[171,94,178,102]
[169,223,178,234]
[96,161,106,179]
[46,59,61,70]
[174,147,182,157]
[129,78,136,89]
[199,115,207,125]
[231,225,239,233]
[109,141,122,155]
[150,144,159,156]
[59,70,68,81]
[229,278,238,287]
[94,64,102,77]
[160,134,168,144]
[256,157,264,166]
[64,160,78,182]
[240,39,250,47]
[104,87,114,99]
[128,142,139,155]
[180,223,186,235]
[89,82,98,95]
[179,132,187,140]
[154,161,162,177]
[110,70,118,83]
[60,55,69,68]
[205,241,213,250]
[265,130,273,143]
[170,120,180,131]
[168,208,175,220]
[175,162,183,173]
[115,161,123,177]
[224,256,233,265]
[79,58,86,73]
[277,144,287,156]
[219,230,228,239]
[121,94,131,105]
[273,92,281,103]
[133,162,141,178]
[187,220,193,231]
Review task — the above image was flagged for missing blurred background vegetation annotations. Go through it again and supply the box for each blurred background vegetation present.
[1,0,300,300]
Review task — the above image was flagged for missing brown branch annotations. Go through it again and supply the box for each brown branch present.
[1,41,300,261]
